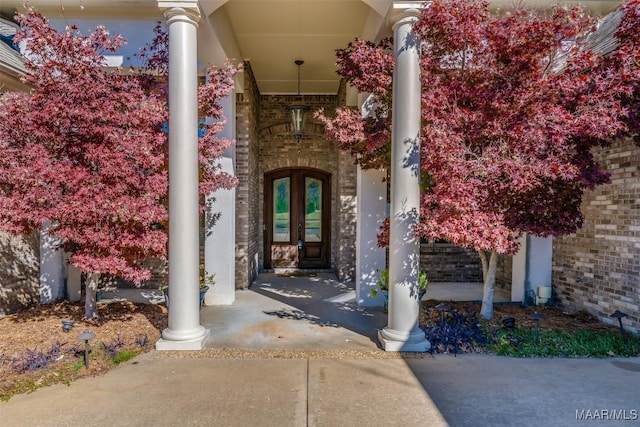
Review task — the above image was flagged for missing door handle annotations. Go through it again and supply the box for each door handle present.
[297,223,303,250]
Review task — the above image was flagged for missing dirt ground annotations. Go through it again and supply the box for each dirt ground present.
[0,297,625,400]
[0,300,167,400]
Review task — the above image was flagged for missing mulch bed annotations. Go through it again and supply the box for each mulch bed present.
[421,300,621,333]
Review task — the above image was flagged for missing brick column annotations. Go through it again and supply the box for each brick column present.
[156,1,209,350]
[378,2,430,352]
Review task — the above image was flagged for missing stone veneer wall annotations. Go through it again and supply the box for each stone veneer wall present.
[419,244,483,282]
[0,232,39,316]
[257,91,357,278]
[234,62,261,288]
[553,138,640,332]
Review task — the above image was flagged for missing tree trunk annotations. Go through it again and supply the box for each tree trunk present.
[479,250,498,319]
[84,272,100,319]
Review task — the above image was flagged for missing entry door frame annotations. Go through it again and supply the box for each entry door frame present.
[264,167,331,269]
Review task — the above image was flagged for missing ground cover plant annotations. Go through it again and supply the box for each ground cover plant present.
[421,300,640,357]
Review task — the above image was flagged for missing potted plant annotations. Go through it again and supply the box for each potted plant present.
[199,268,215,307]
[370,269,390,312]
[418,271,429,302]
[159,265,216,308]
[369,268,389,298]
[369,268,429,309]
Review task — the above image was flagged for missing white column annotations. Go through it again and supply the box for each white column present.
[356,167,387,306]
[205,92,236,305]
[156,1,209,350]
[378,3,430,352]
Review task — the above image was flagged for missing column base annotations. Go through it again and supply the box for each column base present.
[378,327,430,352]
[156,327,210,351]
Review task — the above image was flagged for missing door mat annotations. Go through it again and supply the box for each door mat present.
[275,272,318,278]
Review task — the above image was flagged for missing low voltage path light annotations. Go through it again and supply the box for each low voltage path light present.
[502,317,516,329]
[610,310,629,344]
[435,303,452,325]
[529,312,544,346]
[77,331,96,369]
[61,319,75,333]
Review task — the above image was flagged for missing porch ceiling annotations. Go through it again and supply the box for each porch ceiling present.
[0,0,626,96]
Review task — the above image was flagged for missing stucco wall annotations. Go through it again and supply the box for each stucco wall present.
[553,138,640,332]
[0,232,39,317]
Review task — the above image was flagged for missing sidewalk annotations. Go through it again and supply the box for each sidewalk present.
[1,351,639,426]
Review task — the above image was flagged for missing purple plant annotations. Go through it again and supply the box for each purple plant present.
[425,308,490,355]
[134,334,149,348]
[100,332,126,357]
[11,341,68,373]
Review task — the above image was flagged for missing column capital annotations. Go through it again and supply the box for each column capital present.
[387,1,426,28]
[158,1,201,25]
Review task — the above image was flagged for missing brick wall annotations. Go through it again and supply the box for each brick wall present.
[0,232,40,317]
[420,243,483,282]
[495,254,512,291]
[235,62,261,288]
[335,83,357,281]
[254,89,357,278]
[257,93,341,271]
[553,138,640,332]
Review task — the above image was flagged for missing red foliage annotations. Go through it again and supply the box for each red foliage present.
[320,0,640,256]
[315,38,393,169]
[0,10,238,282]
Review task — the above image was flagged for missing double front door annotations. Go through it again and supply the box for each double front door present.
[264,168,330,269]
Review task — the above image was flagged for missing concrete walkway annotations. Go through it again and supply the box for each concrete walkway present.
[1,351,639,426]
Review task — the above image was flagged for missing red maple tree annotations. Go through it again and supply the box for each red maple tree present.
[0,9,237,317]
[317,0,639,318]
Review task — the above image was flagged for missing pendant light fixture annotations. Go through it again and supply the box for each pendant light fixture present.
[288,59,309,141]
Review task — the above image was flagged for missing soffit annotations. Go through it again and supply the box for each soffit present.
[221,0,373,95]
[0,0,626,96]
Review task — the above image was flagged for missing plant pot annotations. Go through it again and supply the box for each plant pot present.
[418,289,427,302]
[161,286,209,308]
[381,290,389,313]
[199,286,210,307]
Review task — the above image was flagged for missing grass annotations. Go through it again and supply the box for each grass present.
[111,349,138,365]
[488,328,640,357]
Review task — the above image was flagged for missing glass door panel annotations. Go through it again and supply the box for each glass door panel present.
[273,177,290,242]
[304,177,322,242]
